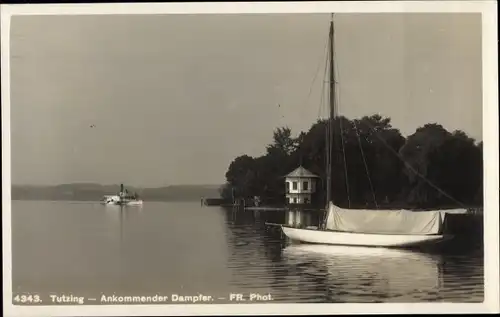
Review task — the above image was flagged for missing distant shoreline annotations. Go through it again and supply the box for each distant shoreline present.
[11,198,206,203]
[11,183,223,202]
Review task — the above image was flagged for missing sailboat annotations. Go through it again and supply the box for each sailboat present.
[278,14,461,248]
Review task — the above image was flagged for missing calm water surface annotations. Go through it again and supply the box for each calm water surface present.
[12,200,484,303]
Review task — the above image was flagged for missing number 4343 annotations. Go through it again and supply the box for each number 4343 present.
[13,294,42,304]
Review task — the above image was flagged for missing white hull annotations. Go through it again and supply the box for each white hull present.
[121,200,143,206]
[282,226,451,248]
[103,200,143,206]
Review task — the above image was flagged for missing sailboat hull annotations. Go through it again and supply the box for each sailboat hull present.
[282,226,451,248]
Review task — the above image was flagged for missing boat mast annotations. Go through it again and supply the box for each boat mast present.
[326,13,337,207]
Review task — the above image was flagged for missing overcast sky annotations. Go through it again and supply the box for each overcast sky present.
[9,13,482,187]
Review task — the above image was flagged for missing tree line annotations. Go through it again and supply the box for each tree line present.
[220,114,483,209]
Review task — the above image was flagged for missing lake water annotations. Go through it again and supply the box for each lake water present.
[11,200,484,304]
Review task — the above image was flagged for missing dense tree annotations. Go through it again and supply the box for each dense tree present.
[399,124,482,208]
[221,115,483,210]
[426,130,482,206]
[221,155,256,200]
[399,124,451,207]
[347,115,407,206]
[266,127,299,156]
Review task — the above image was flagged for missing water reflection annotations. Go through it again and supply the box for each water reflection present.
[11,201,483,303]
[108,202,233,296]
[103,204,142,243]
[284,208,323,228]
[282,244,444,302]
[222,207,282,294]
[221,207,483,303]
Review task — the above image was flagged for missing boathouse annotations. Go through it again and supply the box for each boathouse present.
[285,166,319,205]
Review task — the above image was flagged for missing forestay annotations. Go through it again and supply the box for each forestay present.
[324,203,447,235]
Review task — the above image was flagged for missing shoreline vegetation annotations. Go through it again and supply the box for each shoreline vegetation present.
[11,184,221,202]
[220,114,483,211]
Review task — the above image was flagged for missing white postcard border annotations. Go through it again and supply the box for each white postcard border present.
[2,1,498,316]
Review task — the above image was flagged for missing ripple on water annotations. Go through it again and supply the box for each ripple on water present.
[12,202,484,304]
[226,230,484,303]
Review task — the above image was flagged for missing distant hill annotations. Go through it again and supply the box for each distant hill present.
[11,183,222,202]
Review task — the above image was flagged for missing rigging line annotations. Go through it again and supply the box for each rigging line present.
[319,39,329,198]
[317,48,328,208]
[317,44,330,121]
[352,118,379,209]
[323,63,329,177]
[333,50,351,208]
[306,38,330,116]
[327,18,336,208]
[320,46,330,226]
[358,116,466,208]
[330,18,375,208]
[332,45,464,208]
[332,51,374,206]
[338,112,352,208]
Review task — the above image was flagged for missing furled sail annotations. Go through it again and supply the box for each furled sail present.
[324,202,447,235]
